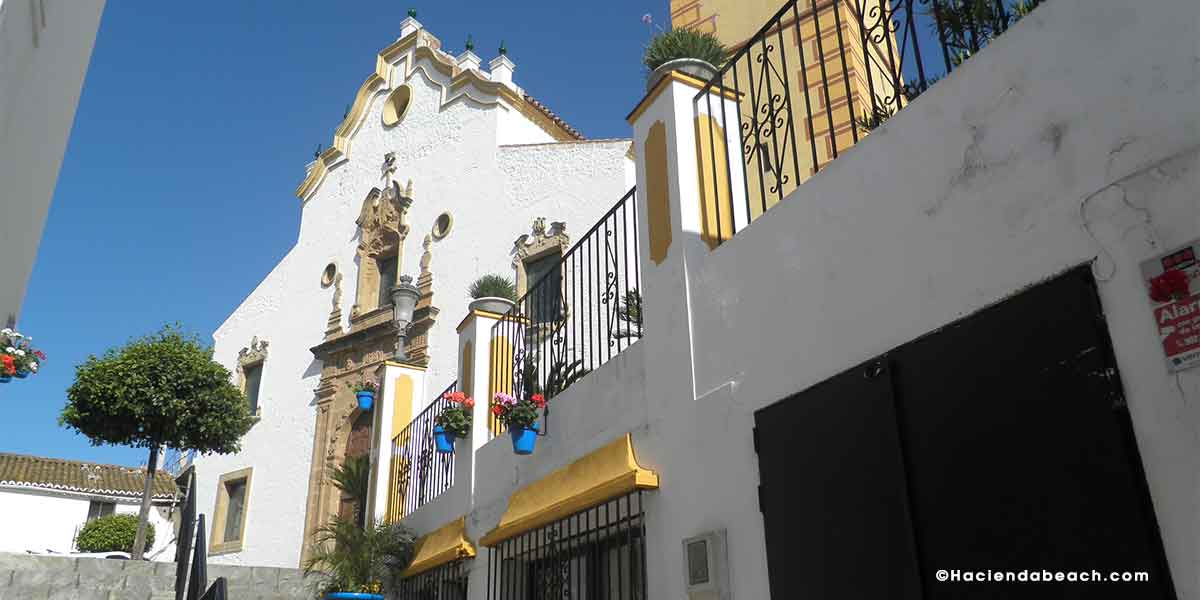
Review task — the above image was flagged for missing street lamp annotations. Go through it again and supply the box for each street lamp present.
[390,275,421,361]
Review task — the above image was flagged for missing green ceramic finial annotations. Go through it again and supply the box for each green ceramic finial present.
[465,34,474,52]
[498,40,507,56]
[407,8,417,18]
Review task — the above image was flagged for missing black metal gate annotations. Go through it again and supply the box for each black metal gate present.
[754,265,1176,599]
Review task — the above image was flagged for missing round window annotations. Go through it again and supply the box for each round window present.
[432,212,453,240]
[382,85,412,127]
[320,263,337,287]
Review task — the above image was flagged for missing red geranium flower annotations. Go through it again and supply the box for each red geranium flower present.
[1,355,14,375]
[33,350,46,360]
[531,393,546,408]
[1150,269,1192,302]
[491,405,504,416]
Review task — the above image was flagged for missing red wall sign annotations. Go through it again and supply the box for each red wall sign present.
[1140,239,1200,372]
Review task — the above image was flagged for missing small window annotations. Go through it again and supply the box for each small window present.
[243,363,263,415]
[525,253,563,324]
[377,255,398,307]
[223,480,247,542]
[211,467,252,554]
[87,501,115,521]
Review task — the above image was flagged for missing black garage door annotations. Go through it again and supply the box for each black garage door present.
[754,265,1176,599]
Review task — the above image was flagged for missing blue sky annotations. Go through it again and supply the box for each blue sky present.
[3,1,670,467]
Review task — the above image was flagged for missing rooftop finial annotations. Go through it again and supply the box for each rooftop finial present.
[407,8,417,18]
[465,34,474,52]
[498,40,507,56]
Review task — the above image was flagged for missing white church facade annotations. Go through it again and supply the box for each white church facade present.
[191,15,632,569]
[192,2,1198,599]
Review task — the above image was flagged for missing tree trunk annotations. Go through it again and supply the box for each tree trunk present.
[132,443,159,560]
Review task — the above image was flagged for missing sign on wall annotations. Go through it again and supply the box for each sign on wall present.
[1140,239,1200,372]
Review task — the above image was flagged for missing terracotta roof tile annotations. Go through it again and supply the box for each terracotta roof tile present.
[0,452,178,500]
[523,94,585,141]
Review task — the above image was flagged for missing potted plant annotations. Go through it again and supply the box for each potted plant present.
[491,392,546,455]
[0,328,44,383]
[349,381,379,411]
[304,516,417,600]
[468,274,518,315]
[433,391,474,453]
[644,28,727,91]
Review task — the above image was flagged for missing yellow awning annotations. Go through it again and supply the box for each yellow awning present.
[401,517,476,577]
[479,433,659,547]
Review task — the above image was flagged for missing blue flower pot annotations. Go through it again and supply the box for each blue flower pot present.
[13,371,27,379]
[433,425,456,454]
[0,375,10,383]
[324,593,384,600]
[509,422,540,455]
[356,391,375,411]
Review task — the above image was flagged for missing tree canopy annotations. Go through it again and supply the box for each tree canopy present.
[60,326,255,454]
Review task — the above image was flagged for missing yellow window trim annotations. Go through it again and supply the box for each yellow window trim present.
[479,433,659,547]
[210,467,253,555]
[400,517,477,577]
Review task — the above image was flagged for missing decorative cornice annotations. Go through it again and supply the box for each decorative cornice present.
[237,336,269,366]
[296,29,583,203]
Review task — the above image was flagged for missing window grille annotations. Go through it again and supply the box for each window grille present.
[488,491,647,600]
[394,558,470,600]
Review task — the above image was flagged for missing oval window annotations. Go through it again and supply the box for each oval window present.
[432,212,453,240]
[320,263,337,287]
[382,85,412,127]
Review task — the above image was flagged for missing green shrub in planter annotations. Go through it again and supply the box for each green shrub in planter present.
[643,28,726,73]
[468,274,517,301]
[75,514,155,553]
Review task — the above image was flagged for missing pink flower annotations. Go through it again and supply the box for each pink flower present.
[641,13,652,25]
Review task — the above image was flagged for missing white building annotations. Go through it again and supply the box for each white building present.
[197,0,1199,598]
[0,453,178,559]
[0,0,106,326]
[191,15,633,569]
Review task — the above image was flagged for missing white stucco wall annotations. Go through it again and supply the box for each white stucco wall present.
[0,0,105,324]
[397,1,1198,599]
[0,488,175,558]
[192,29,633,568]
[631,1,1200,598]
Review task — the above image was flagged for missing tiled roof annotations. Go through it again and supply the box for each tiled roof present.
[0,452,178,500]
[523,94,585,141]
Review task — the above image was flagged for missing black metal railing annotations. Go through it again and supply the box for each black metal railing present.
[695,0,1043,243]
[179,513,229,600]
[487,491,647,600]
[394,558,470,599]
[172,467,228,600]
[388,380,458,521]
[174,468,197,600]
[489,188,642,437]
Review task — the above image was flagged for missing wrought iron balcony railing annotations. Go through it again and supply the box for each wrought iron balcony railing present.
[488,188,643,437]
[695,0,1042,244]
[387,380,458,521]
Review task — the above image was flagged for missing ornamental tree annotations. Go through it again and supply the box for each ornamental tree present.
[60,325,254,560]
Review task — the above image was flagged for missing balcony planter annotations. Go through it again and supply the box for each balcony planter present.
[349,381,378,412]
[509,422,540,455]
[355,391,375,412]
[433,425,456,454]
[0,375,9,383]
[13,371,28,379]
[324,594,384,600]
[434,391,473,454]
[647,58,718,91]
[469,296,515,316]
